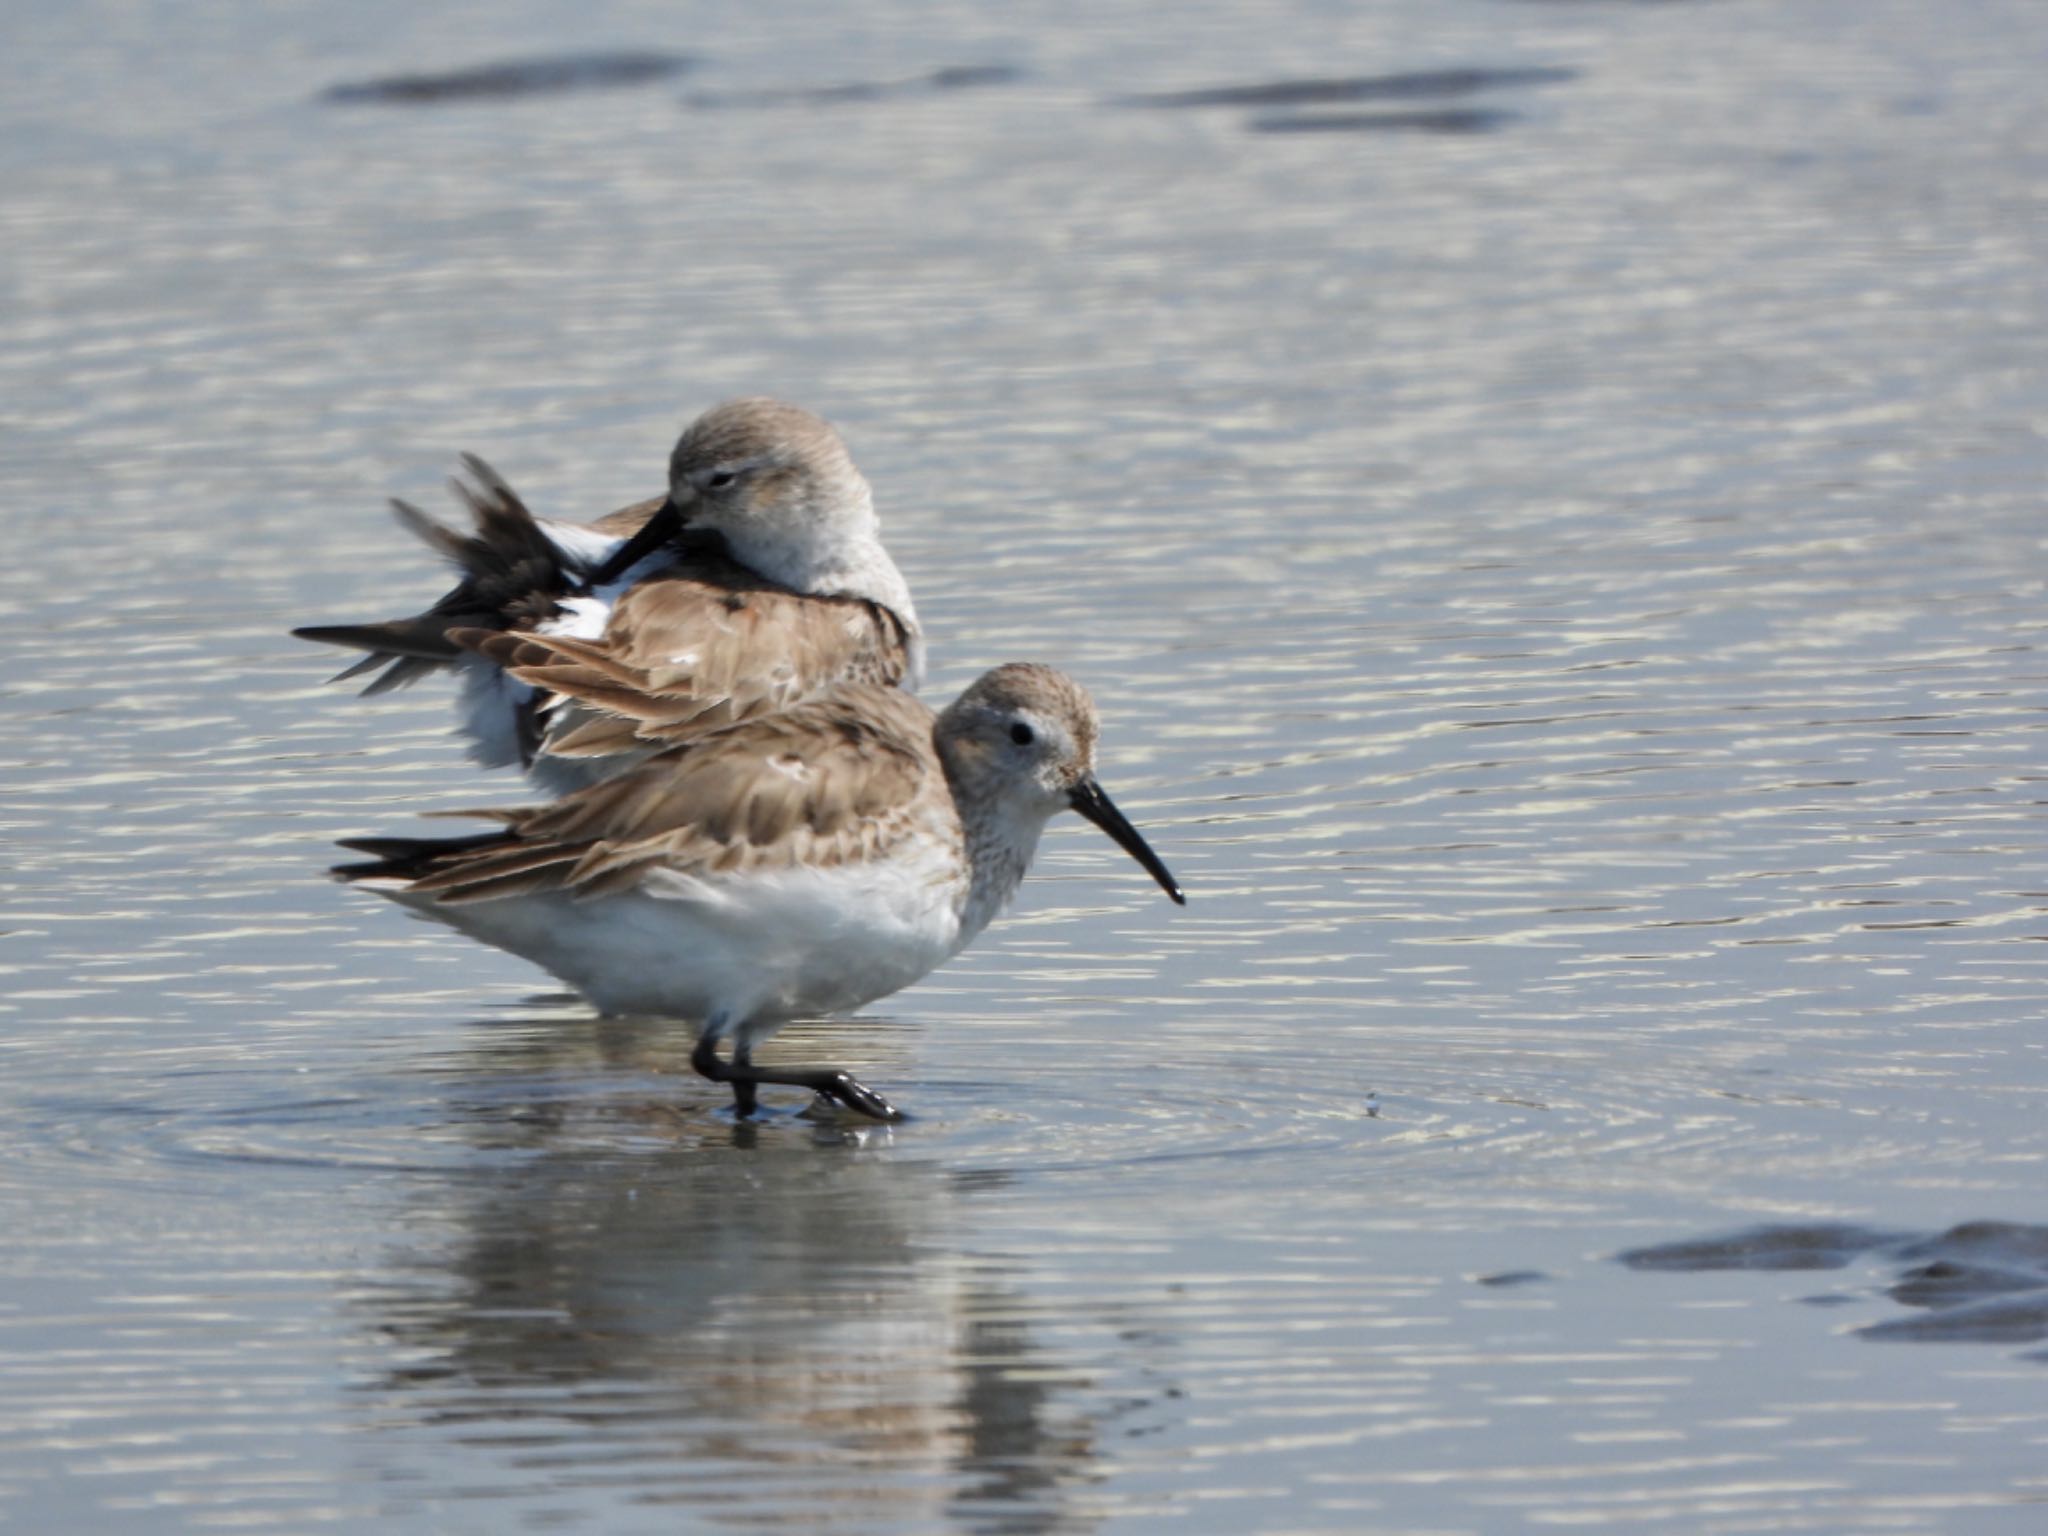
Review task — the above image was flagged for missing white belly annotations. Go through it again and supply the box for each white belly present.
[383,849,968,1038]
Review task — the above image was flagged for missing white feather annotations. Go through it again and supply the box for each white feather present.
[379,843,968,1051]
[454,658,534,771]
[537,518,629,569]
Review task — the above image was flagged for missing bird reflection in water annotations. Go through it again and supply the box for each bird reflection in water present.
[343,1013,1113,1530]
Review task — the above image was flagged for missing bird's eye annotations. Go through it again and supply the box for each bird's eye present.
[706,469,738,491]
[1009,723,1035,746]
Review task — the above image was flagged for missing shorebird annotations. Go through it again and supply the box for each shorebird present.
[294,398,922,794]
[332,664,1184,1119]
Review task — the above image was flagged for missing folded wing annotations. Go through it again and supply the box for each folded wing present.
[453,556,917,761]
[333,684,941,904]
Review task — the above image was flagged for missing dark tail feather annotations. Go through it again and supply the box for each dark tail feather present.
[445,457,578,597]
[389,495,470,564]
[332,830,512,882]
[352,656,444,695]
[296,457,586,691]
[293,621,467,663]
[355,656,444,696]
[293,620,466,695]
[329,651,399,684]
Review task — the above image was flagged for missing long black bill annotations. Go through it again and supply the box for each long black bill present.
[1068,778,1185,905]
[586,494,684,588]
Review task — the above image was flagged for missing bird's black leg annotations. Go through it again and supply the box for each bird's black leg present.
[731,1074,760,1119]
[689,1031,900,1121]
[691,1031,757,1117]
[739,1041,902,1121]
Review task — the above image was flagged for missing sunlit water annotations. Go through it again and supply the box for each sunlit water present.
[4,0,2047,1530]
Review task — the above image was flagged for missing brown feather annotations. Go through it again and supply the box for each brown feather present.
[441,550,913,758]
[351,685,944,905]
[540,712,650,758]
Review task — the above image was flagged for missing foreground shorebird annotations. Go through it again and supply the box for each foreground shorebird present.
[333,665,1184,1119]
[295,398,922,793]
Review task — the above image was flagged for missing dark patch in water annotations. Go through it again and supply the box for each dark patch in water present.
[1859,1294,2048,1344]
[322,51,694,106]
[927,64,1023,92]
[1887,1260,2048,1309]
[1617,1222,1902,1272]
[1894,1219,2048,1267]
[690,64,1022,109]
[1121,66,1575,110]
[1619,1220,2048,1352]
[1249,109,1512,136]
[1475,1269,1549,1287]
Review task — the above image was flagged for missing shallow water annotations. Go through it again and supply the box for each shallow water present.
[4,0,2048,1530]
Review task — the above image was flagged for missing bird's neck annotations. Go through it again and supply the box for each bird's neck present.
[959,805,1048,943]
[938,752,1053,942]
[725,514,921,644]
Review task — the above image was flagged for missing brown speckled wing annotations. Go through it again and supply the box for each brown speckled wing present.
[453,549,914,758]
[403,685,941,904]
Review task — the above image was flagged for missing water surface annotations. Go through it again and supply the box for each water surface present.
[3,0,2047,1530]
